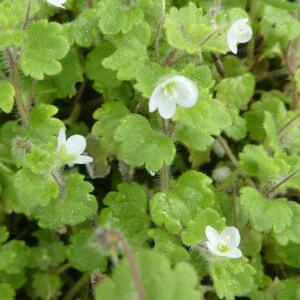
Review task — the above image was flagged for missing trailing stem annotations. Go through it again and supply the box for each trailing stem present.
[5,49,29,126]
[247,0,257,68]
[153,0,166,61]
[264,167,300,197]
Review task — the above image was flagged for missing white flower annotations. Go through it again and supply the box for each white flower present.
[149,75,198,119]
[227,18,252,54]
[205,225,242,258]
[46,0,67,9]
[57,128,93,165]
[212,166,232,182]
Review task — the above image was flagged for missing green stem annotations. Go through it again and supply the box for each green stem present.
[56,262,71,274]
[264,167,300,197]
[63,274,89,300]
[120,237,145,300]
[247,0,257,68]
[160,162,169,192]
[6,48,29,126]
[153,0,166,61]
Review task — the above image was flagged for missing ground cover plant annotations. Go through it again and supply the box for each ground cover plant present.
[0,0,300,299]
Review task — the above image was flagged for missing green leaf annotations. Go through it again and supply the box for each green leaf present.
[29,230,66,271]
[244,95,287,141]
[251,254,272,289]
[275,279,300,299]
[165,3,226,54]
[32,272,61,300]
[20,20,69,80]
[150,171,215,234]
[67,8,99,47]
[98,0,143,34]
[98,182,150,248]
[210,257,255,300]
[95,250,200,300]
[14,169,59,210]
[0,240,30,274]
[86,43,120,90]
[148,228,189,265]
[0,81,15,113]
[67,229,107,272]
[239,144,290,182]
[50,49,83,98]
[264,111,280,152]
[114,114,176,173]
[27,103,63,144]
[34,174,98,229]
[215,73,255,108]
[261,0,300,11]
[240,187,293,233]
[224,108,247,140]
[0,283,15,300]
[92,101,129,153]
[181,208,225,246]
[0,226,9,244]
[174,96,231,136]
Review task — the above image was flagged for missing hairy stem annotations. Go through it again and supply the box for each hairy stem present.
[247,0,257,68]
[278,111,300,136]
[86,0,93,7]
[119,237,145,300]
[264,167,300,197]
[216,136,239,167]
[23,0,31,30]
[63,274,89,300]
[160,162,169,192]
[6,49,29,126]
[231,183,238,227]
[153,0,166,61]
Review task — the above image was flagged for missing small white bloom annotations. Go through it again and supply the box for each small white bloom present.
[46,0,67,9]
[205,225,242,258]
[227,18,252,54]
[149,75,198,119]
[57,128,93,165]
[212,166,232,182]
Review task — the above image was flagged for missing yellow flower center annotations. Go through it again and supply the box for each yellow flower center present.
[217,243,229,253]
[162,82,178,99]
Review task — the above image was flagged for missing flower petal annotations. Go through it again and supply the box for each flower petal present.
[57,128,66,150]
[47,0,66,8]
[173,77,198,108]
[206,241,222,256]
[220,226,241,248]
[237,24,252,43]
[227,28,238,54]
[157,96,177,119]
[72,155,93,165]
[65,135,86,156]
[149,84,162,112]
[224,247,243,259]
[205,225,220,246]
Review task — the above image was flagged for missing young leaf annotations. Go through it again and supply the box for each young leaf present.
[98,182,150,247]
[114,114,176,173]
[34,174,98,229]
[240,187,293,233]
[0,240,30,274]
[32,272,61,300]
[150,171,215,234]
[0,81,15,113]
[148,228,189,265]
[95,250,200,300]
[21,20,69,80]
[98,0,143,35]
[210,257,255,300]
[215,73,255,108]
[181,208,225,246]
[0,283,15,300]
[67,229,107,272]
